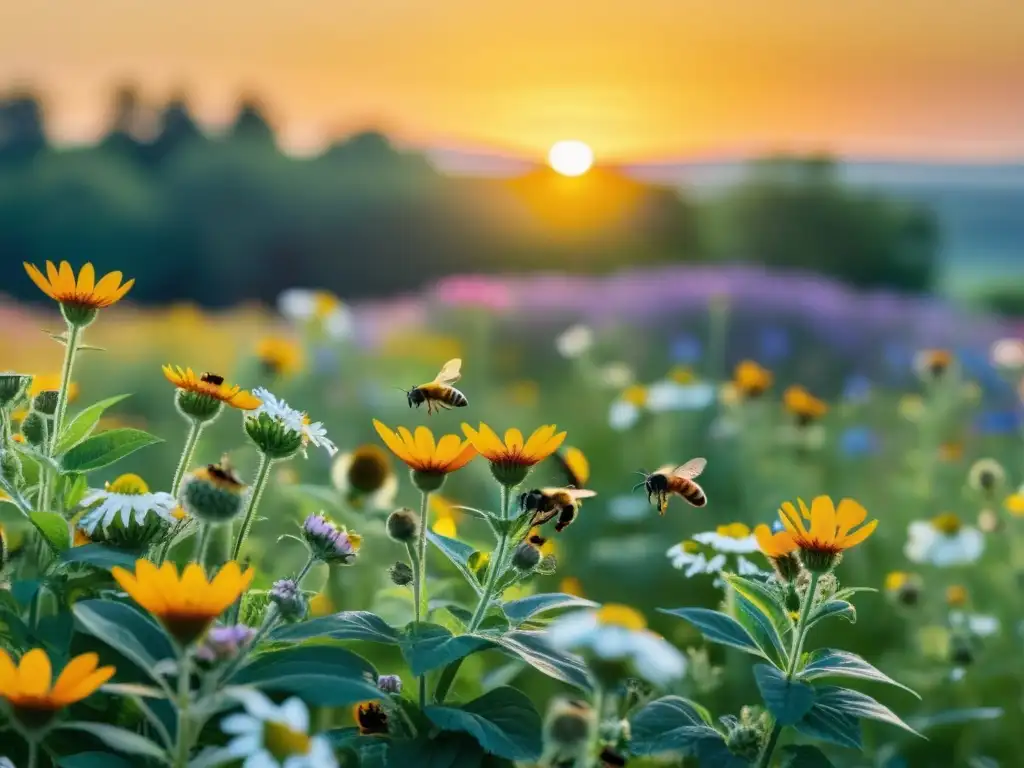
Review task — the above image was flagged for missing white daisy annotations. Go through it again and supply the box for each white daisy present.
[666,541,715,577]
[547,604,686,685]
[555,324,594,359]
[693,523,759,554]
[78,474,177,535]
[904,515,984,567]
[646,380,716,412]
[302,419,338,457]
[949,611,1000,638]
[278,288,352,340]
[608,400,641,431]
[251,388,337,457]
[221,689,338,768]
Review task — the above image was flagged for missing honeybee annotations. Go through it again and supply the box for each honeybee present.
[635,458,707,514]
[519,487,598,533]
[404,358,468,415]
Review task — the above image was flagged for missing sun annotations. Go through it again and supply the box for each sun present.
[548,140,594,177]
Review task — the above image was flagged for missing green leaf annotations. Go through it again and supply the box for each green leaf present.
[58,722,168,761]
[629,695,721,757]
[502,593,597,625]
[814,686,923,738]
[424,686,542,761]
[734,593,788,665]
[428,531,484,593]
[72,599,174,682]
[30,510,71,551]
[780,744,836,768]
[270,610,401,644]
[56,394,132,454]
[386,733,487,767]
[799,649,919,698]
[61,472,89,510]
[231,644,382,706]
[400,622,493,676]
[61,543,140,571]
[723,573,792,646]
[58,754,139,768]
[490,630,593,692]
[754,664,816,725]
[467,550,490,581]
[659,607,768,659]
[909,707,1003,731]
[806,599,856,629]
[795,701,862,750]
[61,428,163,473]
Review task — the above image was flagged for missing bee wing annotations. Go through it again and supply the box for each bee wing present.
[566,489,597,500]
[672,457,707,480]
[653,463,678,476]
[433,358,462,386]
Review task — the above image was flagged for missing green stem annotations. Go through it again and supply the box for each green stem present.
[193,523,212,565]
[415,490,431,622]
[171,419,204,497]
[49,321,81,458]
[27,738,38,768]
[230,453,273,563]
[174,652,191,768]
[757,571,820,768]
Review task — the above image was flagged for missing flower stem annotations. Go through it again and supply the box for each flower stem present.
[230,453,273,563]
[171,419,204,497]
[27,737,38,768]
[757,571,820,768]
[415,490,431,622]
[174,651,191,768]
[49,321,81,458]
[193,523,212,565]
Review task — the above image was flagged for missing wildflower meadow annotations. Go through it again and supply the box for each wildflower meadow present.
[1,260,1023,767]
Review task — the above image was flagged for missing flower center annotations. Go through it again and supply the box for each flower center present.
[263,720,311,760]
[931,512,962,536]
[596,604,646,630]
[348,446,392,493]
[621,385,648,407]
[716,523,751,539]
[681,540,701,554]
[885,571,909,591]
[669,366,696,384]
[313,291,340,320]
[107,473,149,495]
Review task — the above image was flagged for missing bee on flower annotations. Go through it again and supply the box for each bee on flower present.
[163,366,262,422]
[904,513,983,567]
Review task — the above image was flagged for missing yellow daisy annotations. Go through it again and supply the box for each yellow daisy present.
[0,649,114,713]
[255,336,303,378]
[733,360,772,398]
[163,365,262,411]
[771,496,877,573]
[461,422,566,487]
[372,421,476,476]
[24,261,133,325]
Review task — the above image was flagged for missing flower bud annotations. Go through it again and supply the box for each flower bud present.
[302,513,361,565]
[388,561,414,586]
[175,386,225,422]
[244,412,303,459]
[536,553,558,575]
[179,459,247,523]
[543,697,595,751]
[21,411,47,447]
[195,624,256,664]
[386,508,420,543]
[489,461,530,489]
[769,552,802,583]
[269,578,308,622]
[377,674,403,694]
[725,724,763,762]
[411,469,446,493]
[0,373,31,408]
[512,541,541,572]
[32,390,59,417]
[968,458,1005,496]
[1,449,22,487]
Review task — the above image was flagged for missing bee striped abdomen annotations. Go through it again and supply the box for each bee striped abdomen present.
[669,477,707,507]
[446,387,468,407]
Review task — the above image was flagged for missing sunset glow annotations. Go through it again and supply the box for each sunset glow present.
[549,141,594,176]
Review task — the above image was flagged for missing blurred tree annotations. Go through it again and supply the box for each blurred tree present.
[708,156,939,292]
[99,84,147,165]
[144,92,204,168]
[0,90,47,168]
[229,96,276,147]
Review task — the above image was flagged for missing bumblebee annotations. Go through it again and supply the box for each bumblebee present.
[635,458,707,514]
[519,487,597,533]
[201,372,225,386]
[404,358,468,415]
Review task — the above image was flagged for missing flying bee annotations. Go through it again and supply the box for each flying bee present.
[519,487,598,533]
[404,358,468,415]
[634,458,707,514]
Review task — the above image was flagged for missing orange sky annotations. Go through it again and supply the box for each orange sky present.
[3,0,1024,161]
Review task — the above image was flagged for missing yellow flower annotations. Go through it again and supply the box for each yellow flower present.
[372,421,477,475]
[946,584,968,608]
[309,592,334,617]
[162,365,262,410]
[621,385,648,407]
[774,496,878,572]
[559,577,584,597]
[1004,493,1024,517]
[898,395,925,421]
[111,559,255,644]
[462,422,567,487]
[23,261,134,311]
[73,528,92,547]
[429,494,463,523]
[432,515,457,538]
[506,380,540,408]
[555,447,590,488]
[885,571,910,592]
[595,604,646,630]
[668,366,696,384]
[938,442,963,463]
[0,649,114,713]
[255,336,303,378]
[734,360,772,397]
[30,374,80,403]
[783,386,829,423]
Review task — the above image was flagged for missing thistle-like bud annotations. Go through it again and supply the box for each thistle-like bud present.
[31,390,59,417]
[244,412,303,459]
[512,541,542,572]
[388,561,414,586]
[386,508,420,543]
[725,724,763,762]
[175,387,224,423]
[411,469,446,494]
[377,674,403,695]
[543,697,595,753]
[768,552,802,583]
[536,553,558,575]
[302,513,361,565]
[489,461,530,489]
[195,624,257,664]
[21,411,47,447]
[269,578,308,622]
[0,449,21,487]
[179,459,247,523]
[0,373,32,408]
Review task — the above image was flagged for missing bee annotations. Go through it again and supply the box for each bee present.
[634,458,707,514]
[200,372,225,386]
[519,487,598,533]
[404,358,468,415]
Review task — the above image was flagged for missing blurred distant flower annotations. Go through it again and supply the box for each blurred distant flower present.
[647,379,715,412]
[1003,492,1024,517]
[559,577,584,597]
[556,324,594,359]
[666,540,712,577]
[196,624,257,664]
[973,409,1021,435]
[608,385,647,431]
[309,591,334,617]
[905,514,983,566]
[550,447,589,489]
[949,610,999,638]
[669,334,702,365]
[839,426,879,457]
[432,511,457,539]
[694,523,758,554]
[783,386,828,426]
[607,495,650,522]
[898,395,925,422]
[506,380,540,408]
[278,288,352,339]
[945,584,969,608]
[378,332,463,364]
[255,336,303,378]
[990,338,1024,371]
[938,442,964,463]
[884,571,922,607]
[24,260,134,326]
[914,349,954,383]
[967,458,1005,495]
[434,275,512,310]
[758,327,790,363]
[331,445,397,510]
[222,690,337,768]
[598,362,634,389]
[547,604,686,684]
[708,416,740,440]
[733,361,773,399]
[841,374,873,404]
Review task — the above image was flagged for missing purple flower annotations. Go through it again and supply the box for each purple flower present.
[195,624,256,663]
[377,674,403,694]
[302,513,361,565]
[270,578,307,621]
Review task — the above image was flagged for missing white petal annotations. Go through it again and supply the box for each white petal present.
[244,751,280,768]
[547,611,600,650]
[279,697,310,733]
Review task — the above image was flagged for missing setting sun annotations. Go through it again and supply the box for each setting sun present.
[548,141,594,177]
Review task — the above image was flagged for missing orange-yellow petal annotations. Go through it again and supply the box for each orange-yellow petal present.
[504,428,524,452]
[76,263,96,295]
[808,496,837,543]
[17,649,53,697]
[94,270,124,299]
[57,261,76,296]
[111,278,135,303]
[414,426,436,459]
[434,433,464,464]
[0,650,17,694]
[45,261,61,291]
[835,498,868,537]
[50,653,99,701]
[779,502,807,536]
[24,262,55,298]
[522,425,556,457]
[51,666,115,706]
[373,421,412,464]
[447,443,478,472]
[838,518,878,550]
